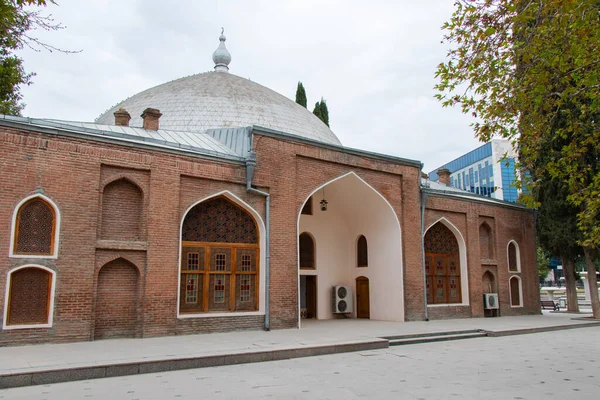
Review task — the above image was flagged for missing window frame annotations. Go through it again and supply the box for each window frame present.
[180,242,260,313]
[425,253,462,304]
[299,232,316,270]
[509,275,523,307]
[9,194,60,259]
[3,265,57,330]
[507,240,521,273]
[357,235,368,268]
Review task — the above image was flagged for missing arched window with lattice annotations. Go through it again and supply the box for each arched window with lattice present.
[424,222,461,304]
[180,196,259,314]
[3,265,56,329]
[11,195,59,257]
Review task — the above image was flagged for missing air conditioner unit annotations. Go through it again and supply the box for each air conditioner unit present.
[483,293,499,310]
[332,285,353,313]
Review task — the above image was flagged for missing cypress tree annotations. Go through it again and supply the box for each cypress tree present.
[319,98,329,127]
[295,82,307,108]
[312,101,322,120]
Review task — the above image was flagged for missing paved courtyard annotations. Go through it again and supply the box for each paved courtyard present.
[2,326,599,400]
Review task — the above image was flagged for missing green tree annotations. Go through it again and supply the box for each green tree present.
[312,101,322,121]
[435,0,600,318]
[312,98,330,127]
[0,1,68,115]
[534,174,582,311]
[319,97,329,127]
[295,81,307,108]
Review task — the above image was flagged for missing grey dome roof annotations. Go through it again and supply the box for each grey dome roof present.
[96,72,341,145]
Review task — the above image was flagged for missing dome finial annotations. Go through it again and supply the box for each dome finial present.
[212,27,231,72]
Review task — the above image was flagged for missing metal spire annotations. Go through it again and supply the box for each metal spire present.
[212,27,231,72]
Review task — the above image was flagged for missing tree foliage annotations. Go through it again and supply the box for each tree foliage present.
[537,246,549,280]
[319,97,329,127]
[0,0,68,115]
[312,98,330,127]
[312,101,322,120]
[295,81,307,108]
[435,0,600,248]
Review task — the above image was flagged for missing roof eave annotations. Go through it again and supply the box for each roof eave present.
[251,125,423,169]
[0,115,246,165]
[421,186,532,211]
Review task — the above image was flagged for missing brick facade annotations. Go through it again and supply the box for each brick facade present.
[0,124,538,346]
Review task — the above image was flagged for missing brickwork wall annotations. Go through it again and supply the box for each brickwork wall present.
[100,179,144,240]
[424,195,538,320]
[94,258,139,339]
[250,136,423,326]
[0,125,538,345]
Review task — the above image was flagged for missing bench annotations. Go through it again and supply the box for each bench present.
[541,299,560,311]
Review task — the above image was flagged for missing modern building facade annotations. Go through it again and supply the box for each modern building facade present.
[428,139,520,203]
[0,34,539,346]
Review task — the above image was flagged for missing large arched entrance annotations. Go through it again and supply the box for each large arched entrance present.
[297,172,403,323]
[179,195,260,315]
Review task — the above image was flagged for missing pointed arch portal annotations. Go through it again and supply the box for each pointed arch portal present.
[177,191,266,319]
[297,172,403,324]
[424,218,470,306]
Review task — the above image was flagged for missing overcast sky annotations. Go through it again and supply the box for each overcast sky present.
[18,0,483,172]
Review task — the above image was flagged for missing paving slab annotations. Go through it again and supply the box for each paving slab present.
[0,311,598,388]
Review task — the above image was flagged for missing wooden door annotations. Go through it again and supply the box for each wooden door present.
[356,276,370,319]
[306,276,317,319]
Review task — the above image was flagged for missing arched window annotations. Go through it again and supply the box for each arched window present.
[357,235,368,268]
[299,232,315,270]
[4,266,55,328]
[301,197,313,215]
[510,276,522,307]
[12,196,57,257]
[180,196,259,313]
[424,222,461,304]
[479,223,494,260]
[508,241,520,272]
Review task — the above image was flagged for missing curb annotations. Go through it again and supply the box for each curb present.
[0,339,388,389]
[484,321,600,337]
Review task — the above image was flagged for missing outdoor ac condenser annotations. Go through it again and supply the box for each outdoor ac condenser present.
[332,285,353,313]
[483,293,499,309]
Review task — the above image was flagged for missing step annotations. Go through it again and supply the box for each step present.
[382,329,484,341]
[388,332,488,346]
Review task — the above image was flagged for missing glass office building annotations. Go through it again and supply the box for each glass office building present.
[428,140,519,202]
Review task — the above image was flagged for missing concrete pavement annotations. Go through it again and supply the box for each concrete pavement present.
[2,324,600,399]
[1,311,599,389]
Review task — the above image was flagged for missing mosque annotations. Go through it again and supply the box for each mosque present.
[0,33,538,345]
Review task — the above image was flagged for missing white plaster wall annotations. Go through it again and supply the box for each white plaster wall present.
[299,173,404,322]
[300,201,351,320]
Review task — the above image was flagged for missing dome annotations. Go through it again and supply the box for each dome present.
[95,71,341,145]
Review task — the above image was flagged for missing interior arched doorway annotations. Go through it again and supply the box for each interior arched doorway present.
[297,172,403,324]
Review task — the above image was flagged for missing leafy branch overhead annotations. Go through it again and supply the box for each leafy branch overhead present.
[435,0,600,248]
[0,0,78,115]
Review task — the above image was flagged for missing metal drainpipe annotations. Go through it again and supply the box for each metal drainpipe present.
[421,189,429,321]
[245,150,271,331]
